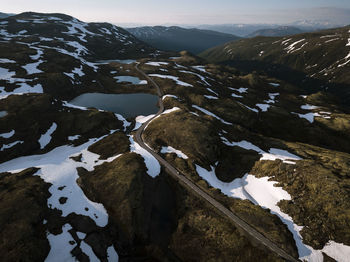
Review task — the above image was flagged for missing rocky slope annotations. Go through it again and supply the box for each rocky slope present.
[200,26,350,105]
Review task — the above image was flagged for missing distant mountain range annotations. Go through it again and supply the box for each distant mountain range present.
[126,26,240,54]
[247,26,304,38]
[200,25,350,104]
[0,12,14,19]
[196,21,346,37]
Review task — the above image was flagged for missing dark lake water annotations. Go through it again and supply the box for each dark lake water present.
[69,93,159,118]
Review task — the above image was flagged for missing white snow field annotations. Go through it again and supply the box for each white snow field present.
[0,135,121,227]
[0,133,124,261]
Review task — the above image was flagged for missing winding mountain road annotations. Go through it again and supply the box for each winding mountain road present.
[134,63,300,262]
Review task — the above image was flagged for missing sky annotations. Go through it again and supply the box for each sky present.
[2,0,350,26]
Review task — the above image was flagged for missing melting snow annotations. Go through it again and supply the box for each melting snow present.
[161,107,180,115]
[80,241,100,261]
[46,224,76,262]
[22,61,43,74]
[38,123,57,149]
[129,136,160,178]
[207,88,218,96]
[162,94,178,100]
[149,74,193,87]
[195,165,349,261]
[133,114,155,131]
[301,104,318,110]
[192,65,208,73]
[160,146,188,159]
[0,58,15,63]
[222,138,301,164]
[265,93,279,104]
[0,140,24,151]
[204,95,218,100]
[231,93,243,98]
[238,102,259,113]
[68,135,80,141]
[180,70,211,86]
[145,61,169,66]
[114,113,131,131]
[192,105,232,125]
[0,130,15,139]
[0,136,120,227]
[256,104,270,112]
[107,246,119,262]
[229,87,248,93]
[269,82,280,87]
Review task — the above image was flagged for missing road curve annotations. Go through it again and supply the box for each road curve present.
[134,63,300,262]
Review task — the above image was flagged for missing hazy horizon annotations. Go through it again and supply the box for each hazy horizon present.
[2,0,350,27]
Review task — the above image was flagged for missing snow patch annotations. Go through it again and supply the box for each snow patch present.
[107,245,119,262]
[0,136,120,227]
[161,146,188,159]
[68,135,80,141]
[22,61,43,74]
[222,138,301,164]
[145,61,169,66]
[38,123,57,149]
[192,105,232,125]
[0,140,24,151]
[129,136,160,178]
[256,104,270,112]
[204,95,218,100]
[0,130,15,139]
[0,58,15,63]
[46,224,76,262]
[133,114,155,131]
[149,74,193,87]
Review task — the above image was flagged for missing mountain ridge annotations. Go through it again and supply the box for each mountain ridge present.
[127,25,240,54]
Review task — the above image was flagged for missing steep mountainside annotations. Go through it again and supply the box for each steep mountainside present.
[247,26,304,37]
[200,26,350,105]
[127,26,240,54]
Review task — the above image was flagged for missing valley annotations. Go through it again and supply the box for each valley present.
[0,10,350,262]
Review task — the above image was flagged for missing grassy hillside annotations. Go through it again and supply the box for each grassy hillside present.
[247,26,304,37]
[200,26,350,105]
